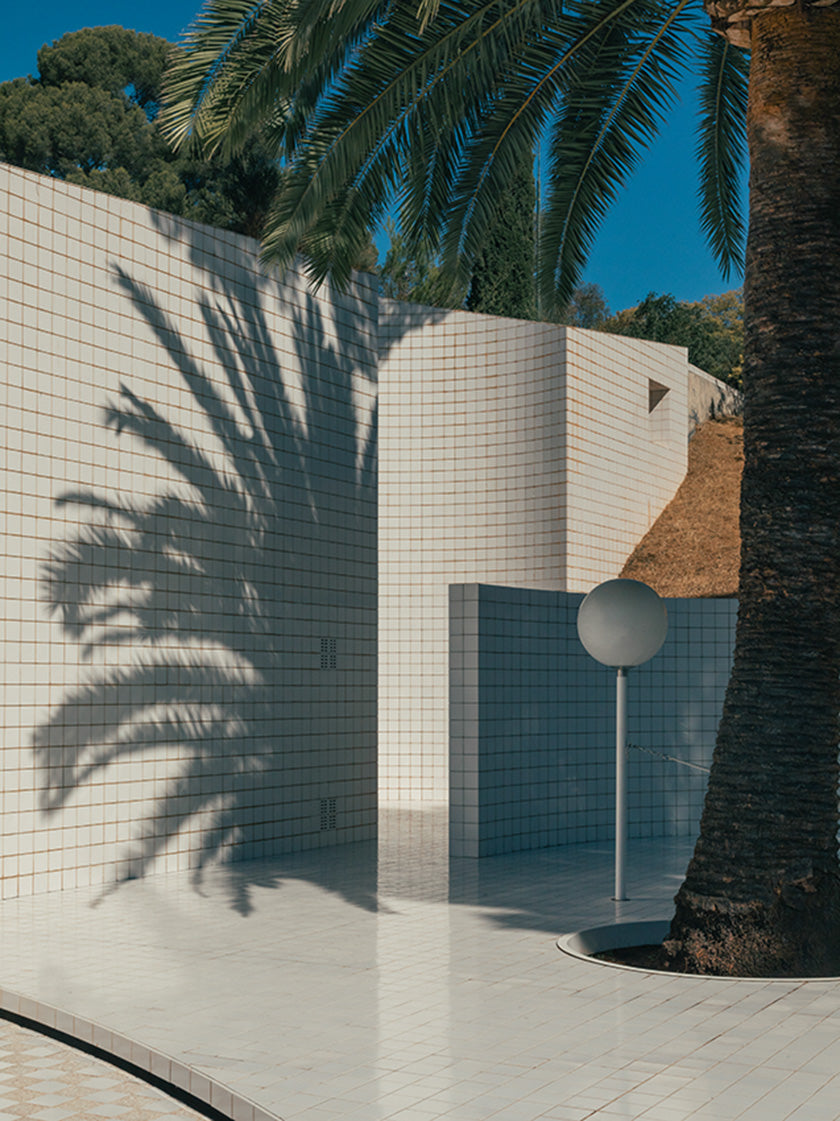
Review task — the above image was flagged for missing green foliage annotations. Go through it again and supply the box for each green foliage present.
[555,282,612,329]
[603,289,743,387]
[694,288,744,388]
[379,222,465,307]
[0,26,281,240]
[174,136,284,237]
[161,0,746,310]
[466,157,536,320]
[36,26,172,117]
[546,282,742,386]
[0,79,161,179]
[380,158,536,316]
[379,189,537,316]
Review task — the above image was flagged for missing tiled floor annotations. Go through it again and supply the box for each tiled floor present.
[0,1014,207,1121]
[3,806,840,1121]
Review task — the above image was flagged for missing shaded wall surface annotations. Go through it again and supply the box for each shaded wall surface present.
[1,165,744,901]
[689,364,742,431]
[0,165,378,900]
[450,584,736,857]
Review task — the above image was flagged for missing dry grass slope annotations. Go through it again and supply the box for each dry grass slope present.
[620,417,743,597]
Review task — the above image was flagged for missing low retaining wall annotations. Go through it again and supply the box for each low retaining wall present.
[449,584,736,857]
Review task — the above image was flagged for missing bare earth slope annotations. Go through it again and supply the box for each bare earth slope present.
[620,417,743,597]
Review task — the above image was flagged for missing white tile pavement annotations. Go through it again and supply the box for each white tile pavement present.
[2,806,840,1121]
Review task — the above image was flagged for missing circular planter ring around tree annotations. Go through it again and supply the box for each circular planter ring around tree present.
[557,921,840,982]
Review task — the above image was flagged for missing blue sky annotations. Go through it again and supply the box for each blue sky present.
[3,2,746,314]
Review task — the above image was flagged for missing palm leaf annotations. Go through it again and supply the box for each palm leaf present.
[434,0,644,292]
[257,0,555,283]
[160,0,384,156]
[695,30,748,279]
[161,0,745,299]
[536,0,694,310]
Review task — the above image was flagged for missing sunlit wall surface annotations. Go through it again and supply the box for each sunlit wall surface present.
[378,306,691,802]
[0,165,378,900]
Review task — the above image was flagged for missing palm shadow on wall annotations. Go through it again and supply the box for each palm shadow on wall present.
[33,254,379,915]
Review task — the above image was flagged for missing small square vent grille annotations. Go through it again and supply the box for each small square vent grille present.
[320,798,337,830]
[320,637,337,669]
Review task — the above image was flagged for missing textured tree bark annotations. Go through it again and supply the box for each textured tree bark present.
[662,4,840,976]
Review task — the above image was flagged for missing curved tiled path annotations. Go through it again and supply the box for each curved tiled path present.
[3,807,840,1121]
[0,1014,208,1120]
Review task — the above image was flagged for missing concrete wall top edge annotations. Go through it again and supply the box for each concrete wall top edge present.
[3,163,715,388]
[0,166,721,388]
[0,163,379,312]
[448,581,737,607]
[565,324,689,363]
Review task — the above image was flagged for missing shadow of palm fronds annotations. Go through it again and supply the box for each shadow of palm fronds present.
[33,262,378,915]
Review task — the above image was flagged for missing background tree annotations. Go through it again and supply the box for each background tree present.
[558,282,612,330]
[36,25,170,114]
[379,221,465,306]
[552,284,743,386]
[604,289,743,387]
[465,156,537,319]
[380,157,537,315]
[695,287,744,386]
[0,26,282,237]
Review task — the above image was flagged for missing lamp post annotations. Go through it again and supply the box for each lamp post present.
[576,579,667,901]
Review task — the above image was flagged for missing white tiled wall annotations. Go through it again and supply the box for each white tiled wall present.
[563,329,688,592]
[450,584,736,857]
[379,312,690,802]
[0,165,378,899]
[1,164,740,893]
[379,304,569,800]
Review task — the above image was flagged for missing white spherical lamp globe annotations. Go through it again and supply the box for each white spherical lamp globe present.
[577,578,668,667]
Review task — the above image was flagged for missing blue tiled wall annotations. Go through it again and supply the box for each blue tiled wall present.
[450,584,736,856]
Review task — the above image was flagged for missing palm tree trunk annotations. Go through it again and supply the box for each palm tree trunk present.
[663,4,840,976]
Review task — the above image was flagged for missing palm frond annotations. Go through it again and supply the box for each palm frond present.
[695,30,748,279]
[161,0,276,153]
[160,0,384,156]
[434,0,636,292]
[536,0,694,311]
[162,0,744,298]
[261,0,554,282]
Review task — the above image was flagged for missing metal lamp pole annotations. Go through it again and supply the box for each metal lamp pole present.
[576,579,668,902]
[615,667,628,901]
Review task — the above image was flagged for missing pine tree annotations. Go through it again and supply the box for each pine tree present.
[466,157,536,320]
